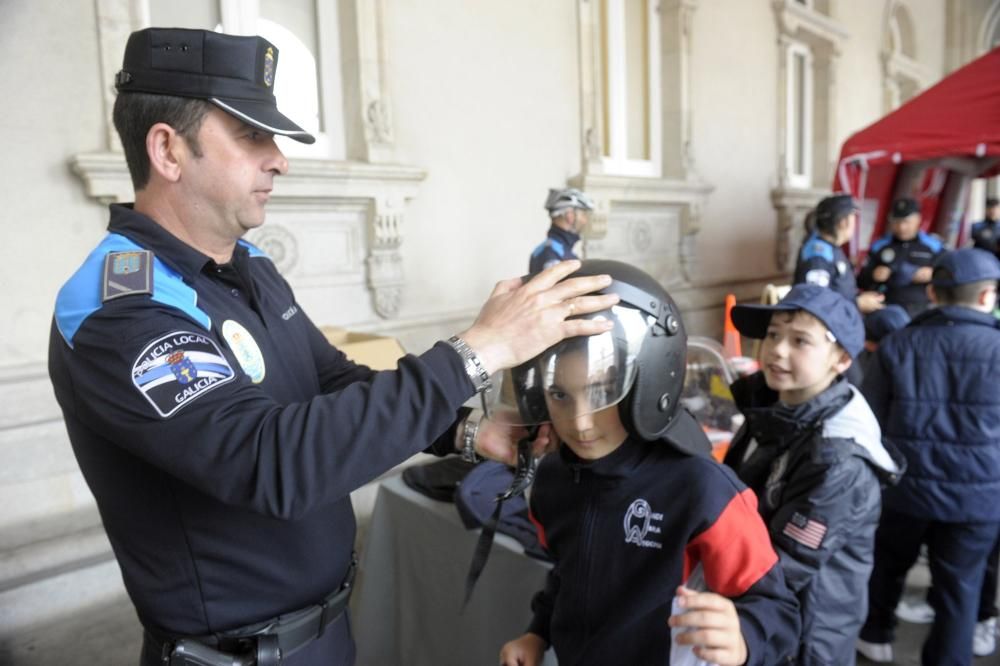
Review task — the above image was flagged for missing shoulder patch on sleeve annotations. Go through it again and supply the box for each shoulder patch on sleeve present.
[782,512,827,550]
[804,268,831,287]
[132,331,235,418]
[102,250,153,302]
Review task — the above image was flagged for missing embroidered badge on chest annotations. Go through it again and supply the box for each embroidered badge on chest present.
[222,320,266,383]
[880,248,896,263]
[132,331,235,418]
[623,499,663,549]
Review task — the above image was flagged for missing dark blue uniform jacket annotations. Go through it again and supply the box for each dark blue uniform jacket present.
[49,205,472,641]
[529,225,580,275]
[863,305,1000,523]
[971,219,1000,255]
[725,374,903,666]
[527,437,801,665]
[858,231,942,315]
[793,232,857,302]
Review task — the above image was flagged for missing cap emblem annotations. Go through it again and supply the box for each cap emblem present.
[263,46,275,87]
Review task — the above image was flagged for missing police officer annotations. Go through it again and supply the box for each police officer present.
[794,194,885,314]
[48,28,619,666]
[971,197,1000,256]
[529,187,595,274]
[858,197,943,317]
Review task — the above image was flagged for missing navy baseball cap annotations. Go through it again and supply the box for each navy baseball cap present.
[815,194,858,227]
[115,28,315,144]
[732,284,864,358]
[890,197,920,218]
[864,305,910,342]
[931,248,1000,287]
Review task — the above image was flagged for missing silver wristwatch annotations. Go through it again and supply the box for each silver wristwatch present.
[461,408,484,464]
[446,336,492,394]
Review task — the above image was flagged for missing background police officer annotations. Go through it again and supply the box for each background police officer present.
[794,194,885,314]
[48,28,618,666]
[529,187,595,274]
[971,196,1000,256]
[858,197,943,317]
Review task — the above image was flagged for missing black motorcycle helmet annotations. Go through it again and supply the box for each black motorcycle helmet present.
[490,260,708,454]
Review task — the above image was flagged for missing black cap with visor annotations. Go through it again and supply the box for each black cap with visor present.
[115,27,315,144]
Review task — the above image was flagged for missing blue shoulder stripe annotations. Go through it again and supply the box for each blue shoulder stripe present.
[237,238,270,259]
[530,239,566,259]
[917,231,943,252]
[55,234,211,348]
[870,235,892,252]
[801,233,834,262]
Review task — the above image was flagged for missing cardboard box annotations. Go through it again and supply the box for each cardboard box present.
[321,326,407,370]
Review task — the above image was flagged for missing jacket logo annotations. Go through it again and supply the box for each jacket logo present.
[623,499,663,549]
[281,305,299,321]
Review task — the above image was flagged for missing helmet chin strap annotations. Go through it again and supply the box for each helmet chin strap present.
[462,426,540,608]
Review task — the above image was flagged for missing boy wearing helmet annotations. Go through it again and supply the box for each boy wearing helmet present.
[529,188,595,275]
[723,284,904,665]
[498,260,800,666]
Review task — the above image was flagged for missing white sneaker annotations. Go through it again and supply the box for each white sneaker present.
[895,598,935,624]
[973,616,997,657]
[856,638,894,663]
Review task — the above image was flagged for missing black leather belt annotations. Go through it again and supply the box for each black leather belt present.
[150,554,357,666]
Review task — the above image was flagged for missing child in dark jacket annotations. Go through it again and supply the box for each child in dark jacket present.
[498,260,800,666]
[723,284,904,666]
[858,248,1000,665]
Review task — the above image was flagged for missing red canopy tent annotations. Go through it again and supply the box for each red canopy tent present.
[833,46,1000,259]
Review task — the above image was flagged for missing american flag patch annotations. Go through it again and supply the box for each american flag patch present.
[782,512,827,550]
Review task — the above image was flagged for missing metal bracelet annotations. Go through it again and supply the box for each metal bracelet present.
[446,336,492,394]
[461,408,484,464]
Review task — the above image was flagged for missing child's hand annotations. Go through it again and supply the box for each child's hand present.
[499,632,547,666]
[668,586,748,666]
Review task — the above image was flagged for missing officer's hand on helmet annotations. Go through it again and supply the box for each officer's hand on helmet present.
[872,265,892,283]
[499,632,547,666]
[913,266,933,283]
[668,587,748,666]
[476,421,555,467]
[856,291,885,314]
[459,260,619,373]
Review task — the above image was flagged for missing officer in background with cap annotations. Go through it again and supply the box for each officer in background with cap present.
[858,197,943,317]
[529,188,595,275]
[48,28,619,666]
[858,248,1000,665]
[793,194,885,314]
[971,196,1000,257]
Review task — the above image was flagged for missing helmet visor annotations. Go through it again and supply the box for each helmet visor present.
[482,305,648,427]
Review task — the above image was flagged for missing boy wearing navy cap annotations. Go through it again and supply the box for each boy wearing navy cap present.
[858,248,1000,665]
[858,197,943,317]
[723,284,904,665]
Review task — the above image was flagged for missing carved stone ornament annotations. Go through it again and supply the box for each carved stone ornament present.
[365,98,393,144]
[247,224,299,274]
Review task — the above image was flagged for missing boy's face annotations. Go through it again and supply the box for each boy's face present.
[543,351,628,461]
[759,311,852,405]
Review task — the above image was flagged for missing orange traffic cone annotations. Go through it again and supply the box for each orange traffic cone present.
[722,293,741,359]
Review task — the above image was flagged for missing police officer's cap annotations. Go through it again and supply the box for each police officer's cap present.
[815,194,858,227]
[890,197,920,219]
[115,27,315,144]
[732,284,864,358]
[987,197,999,208]
[932,248,1000,287]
